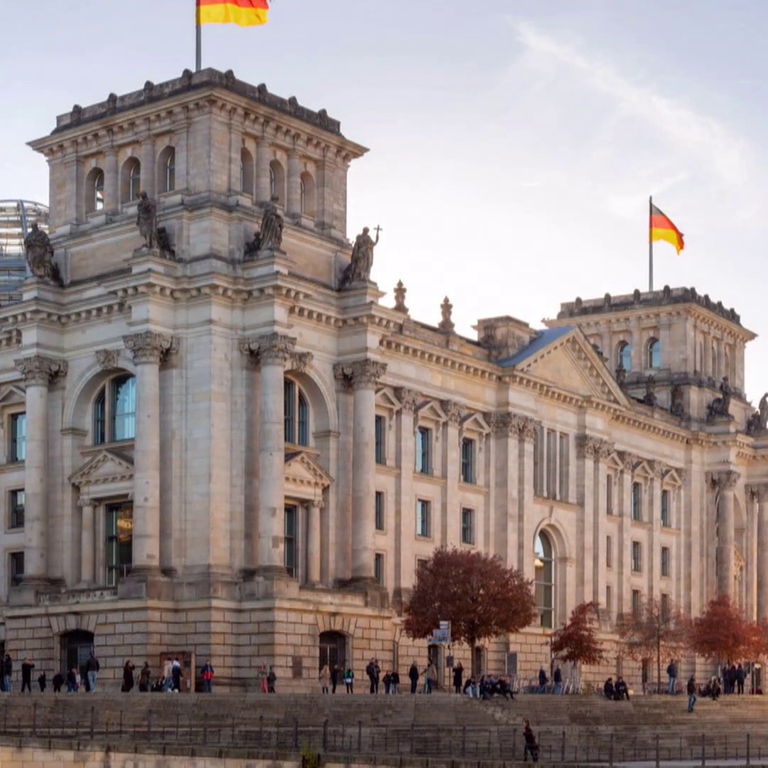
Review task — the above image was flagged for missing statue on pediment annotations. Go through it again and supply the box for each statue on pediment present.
[340,226,380,288]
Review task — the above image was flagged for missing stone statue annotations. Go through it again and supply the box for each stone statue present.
[708,376,733,419]
[439,296,455,333]
[156,227,176,260]
[747,410,762,436]
[23,223,61,284]
[393,280,408,313]
[760,393,768,428]
[615,365,626,387]
[340,226,379,287]
[244,230,262,260]
[258,195,284,252]
[136,191,158,249]
[670,384,685,418]
[643,375,657,407]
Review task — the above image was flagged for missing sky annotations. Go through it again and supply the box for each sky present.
[2,0,768,399]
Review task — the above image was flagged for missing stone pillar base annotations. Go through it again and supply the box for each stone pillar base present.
[117,568,172,600]
[342,578,390,609]
[9,581,46,607]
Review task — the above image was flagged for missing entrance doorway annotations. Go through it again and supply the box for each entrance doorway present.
[60,630,94,684]
[319,631,346,672]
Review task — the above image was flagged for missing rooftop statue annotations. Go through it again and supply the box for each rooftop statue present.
[258,195,284,252]
[341,226,380,288]
[24,223,62,285]
[136,192,158,250]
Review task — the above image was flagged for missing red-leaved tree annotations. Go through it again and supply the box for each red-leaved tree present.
[689,594,753,664]
[550,601,605,670]
[618,595,687,692]
[403,548,537,676]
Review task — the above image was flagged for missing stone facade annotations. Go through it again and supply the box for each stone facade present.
[0,68,765,692]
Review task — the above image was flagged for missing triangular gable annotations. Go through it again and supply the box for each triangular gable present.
[632,459,653,478]
[502,328,628,407]
[285,451,333,491]
[605,452,625,472]
[0,384,26,406]
[415,400,447,424]
[69,449,134,487]
[375,387,402,412]
[662,468,683,487]
[460,412,490,435]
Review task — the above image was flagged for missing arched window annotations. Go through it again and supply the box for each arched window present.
[94,373,136,445]
[157,147,176,193]
[617,341,632,372]
[86,168,105,213]
[284,378,309,447]
[121,158,141,203]
[534,531,554,629]
[647,338,661,369]
[269,160,285,204]
[270,166,276,198]
[240,148,254,195]
[300,171,316,217]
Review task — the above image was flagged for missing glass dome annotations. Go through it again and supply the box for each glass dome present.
[0,200,49,301]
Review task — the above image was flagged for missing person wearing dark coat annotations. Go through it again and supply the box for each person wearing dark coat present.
[390,670,400,694]
[523,719,539,762]
[538,667,548,693]
[736,664,746,695]
[553,666,563,695]
[615,676,630,700]
[409,661,419,694]
[37,672,46,692]
[122,660,135,692]
[52,672,64,693]
[331,665,339,694]
[604,677,616,699]
[453,662,464,694]
[21,658,34,693]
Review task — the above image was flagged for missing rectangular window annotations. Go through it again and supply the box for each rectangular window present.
[10,412,26,462]
[461,438,476,484]
[375,491,385,531]
[461,508,475,545]
[631,482,642,521]
[661,489,670,527]
[558,433,569,501]
[375,415,386,465]
[605,585,613,618]
[606,535,612,568]
[112,376,136,442]
[374,553,385,586]
[105,502,133,587]
[416,427,431,474]
[533,425,544,496]
[416,558,428,578]
[606,474,614,515]
[416,499,431,538]
[284,380,296,444]
[9,489,25,529]
[661,546,670,577]
[546,429,557,498]
[631,589,642,617]
[631,540,642,572]
[9,551,23,588]
[284,505,297,578]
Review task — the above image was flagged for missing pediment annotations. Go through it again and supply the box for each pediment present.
[415,400,447,424]
[505,329,628,406]
[375,387,402,412]
[285,451,333,492]
[0,384,26,407]
[663,468,683,487]
[70,450,134,487]
[460,411,490,435]
[605,452,625,472]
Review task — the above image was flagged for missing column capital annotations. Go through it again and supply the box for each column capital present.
[334,360,387,391]
[618,451,638,473]
[491,411,537,442]
[123,331,178,365]
[746,483,768,502]
[577,435,614,460]
[395,387,420,412]
[14,355,68,387]
[241,333,297,365]
[649,460,666,479]
[710,469,741,491]
[441,400,464,426]
[77,496,93,508]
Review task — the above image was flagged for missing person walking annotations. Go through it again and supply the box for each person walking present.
[523,719,539,762]
[553,666,563,695]
[138,662,151,692]
[319,664,330,694]
[427,661,438,694]
[122,660,135,692]
[390,669,400,695]
[537,667,548,694]
[20,658,34,693]
[86,653,100,693]
[52,672,64,693]
[344,666,354,694]
[201,659,214,693]
[3,654,12,693]
[667,659,678,695]
[453,662,464,694]
[687,675,697,712]
[163,657,173,693]
[409,660,419,694]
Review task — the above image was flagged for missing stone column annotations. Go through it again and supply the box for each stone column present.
[618,452,636,615]
[593,441,612,606]
[394,388,418,605]
[577,436,609,605]
[306,499,323,585]
[442,401,463,548]
[140,136,156,199]
[316,150,335,232]
[336,360,387,583]
[253,333,296,573]
[287,149,302,218]
[79,496,95,585]
[14,356,67,586]
[175,112,190,193]
[255,136,272,203]
[756,485,768,620]
[63,153,82,224]
[516,416,537,580]
[123,331,176,575]
[713,470,740,597]
[104,147,119,212]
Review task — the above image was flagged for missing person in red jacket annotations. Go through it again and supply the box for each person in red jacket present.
[201,659,214,693]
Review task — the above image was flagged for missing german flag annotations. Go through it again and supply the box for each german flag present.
[650,202,684,254]
[197,0,268,26]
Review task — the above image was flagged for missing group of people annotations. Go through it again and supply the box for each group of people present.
[603,676,630,701]
[535,666,566,694]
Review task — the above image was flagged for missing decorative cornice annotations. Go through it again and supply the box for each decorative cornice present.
[14,355,68,387]
[123,331,178,365]
[95,349,121,371]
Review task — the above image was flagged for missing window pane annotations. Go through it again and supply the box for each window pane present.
[461,508,474,545]
[606,474,614,514]
[375,491,384,531]
[10,412,26,462]
[94,172,105,211]
[619,343,632,371]
[93,389,106,445]
[534,532,554,628]
[416,428,430,474]
[9,552,24,587]
[375,416,386,465]
[129,162,141,202]
[284,505,297,577]
[461,439,475,484]
[416,500,430,537]
[105,502,133,586]
[648,339,661,369]
[166,151,176,192]
[661,490,670,527]
[112,375,136,441]
[10,489,24,529]
[284,380,296,443]
[298,391,309,446]
[374,553,384,585]
[632,482,641,521]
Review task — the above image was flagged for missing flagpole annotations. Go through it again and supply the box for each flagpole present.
[195,1,202,72]
[648,195,654,292]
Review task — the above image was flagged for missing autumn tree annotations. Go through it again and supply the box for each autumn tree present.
[618,595,687,692]
[690,594,753,664]
[550,601,605,671]
[403,548,537,676]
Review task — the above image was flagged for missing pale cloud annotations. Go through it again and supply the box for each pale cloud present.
[512,21,753,188]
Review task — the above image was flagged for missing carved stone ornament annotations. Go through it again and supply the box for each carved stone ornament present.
[395,387,420,412]
[643,375,658,407]
[77,496,93,508]
[123,331,178,365]
[577,435,614,460]
[15,355,68,387]
[707,376,733,420]
[618,451,637,473]
[751,483,768,503]
[95,349,121,371]
[393,280,408,313]
[649,460,666,479]
[24,223,63,285]
[334,360,387,391]
[615,365,627,387]
[340,227,379,288]
[289,351,314,374]
[438,297,455,333]
[712,469,740,491]
[442,400,464,426]
[241,333,296,365]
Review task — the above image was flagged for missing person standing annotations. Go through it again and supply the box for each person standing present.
[390,669,400,695]
[331,664,339,694]
[383,670,392,695]
[171,657,182,693]
[553,666,563,695]
[52,672,64,693]
[86,653,100,693]
[319,664,330,695]
[138,662,151,692]
[344,666,354,694]
[66,668,78,693]
[37,672,46,693]
[3,654,12,693]
[736,664,746,695]
[408,660,419,694]
[201,659,214,693]
[267,665,276,693]
[163,657,174,693]
[453,662,464,694]
[259,664,268,694]
[20,658,34,693]
[687,675,697,712]
[427,661,438,694]
[667,659,678,695]
[538,667,548,694]
[122,660,135,693]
